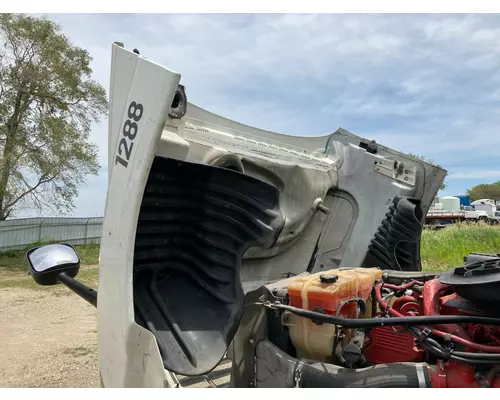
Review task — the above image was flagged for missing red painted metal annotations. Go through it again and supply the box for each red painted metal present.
[371,279,500,387]
[364,326,424,364]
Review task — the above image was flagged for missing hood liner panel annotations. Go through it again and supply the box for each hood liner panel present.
[133,156,285,376]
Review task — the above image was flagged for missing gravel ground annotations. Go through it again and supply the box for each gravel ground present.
[0,271,230,388]
[0,286,100,388]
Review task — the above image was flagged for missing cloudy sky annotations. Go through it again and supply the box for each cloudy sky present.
[33,13,500,217]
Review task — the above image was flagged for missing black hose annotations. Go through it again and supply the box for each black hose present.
[266,303,500,328]
[371,286,377,317]
[450,356,500,364]
[409,326,500,364]
[336,297,366,316]
[274,301,500,364]
[255,340,431,388]
[298,361,431,388]
[452,351,500,360]
[426,345,500,364]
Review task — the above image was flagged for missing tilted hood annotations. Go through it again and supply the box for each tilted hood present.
[97,43,447,387]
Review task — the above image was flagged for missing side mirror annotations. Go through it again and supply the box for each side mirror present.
[26,243,80,286]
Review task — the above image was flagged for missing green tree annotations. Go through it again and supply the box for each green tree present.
[0,14,107,219]
[467,182,500,202]
[407,153,447,191]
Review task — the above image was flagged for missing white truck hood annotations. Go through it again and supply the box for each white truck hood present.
[97,43,447,387]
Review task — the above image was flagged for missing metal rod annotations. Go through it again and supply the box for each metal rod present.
[57,272,98,308]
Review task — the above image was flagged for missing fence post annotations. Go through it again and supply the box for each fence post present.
[39,219,45,244]
[84,218,89,245]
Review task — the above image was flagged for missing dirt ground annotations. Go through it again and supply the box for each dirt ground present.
[0,285,100,388]
[0,266,230,388]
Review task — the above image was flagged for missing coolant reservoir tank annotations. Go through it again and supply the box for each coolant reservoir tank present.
[284,268,382,361]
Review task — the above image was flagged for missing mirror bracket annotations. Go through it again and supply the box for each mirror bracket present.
[57,272,98,307]
[26,243,98,308]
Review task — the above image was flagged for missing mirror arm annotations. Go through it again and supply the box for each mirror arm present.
[57,272,98,308]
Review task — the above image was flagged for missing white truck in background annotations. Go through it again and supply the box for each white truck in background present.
[471,199,498,221]
[425,196,500,226]
[425,196,482,225]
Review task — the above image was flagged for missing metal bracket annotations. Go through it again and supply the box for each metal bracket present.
[374,157,416,186]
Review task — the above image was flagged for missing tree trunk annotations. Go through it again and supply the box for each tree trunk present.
[0,89,24,218]
[0,126,14,217]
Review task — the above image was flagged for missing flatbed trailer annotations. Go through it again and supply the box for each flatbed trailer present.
[424,210,480,225]
[425,210,499,225]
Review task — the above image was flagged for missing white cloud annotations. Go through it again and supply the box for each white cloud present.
[448,170,500,180]
[22,13,500,216]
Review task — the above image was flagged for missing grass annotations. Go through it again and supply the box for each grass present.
[0,242,99,290]
[0,224,499,289]
[0,242,100,270]
[0,265,98,291]
[421,223,500,272]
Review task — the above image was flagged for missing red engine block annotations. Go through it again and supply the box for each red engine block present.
[364,327,424,364]
[430,360,500,388]
[363,278,500,388]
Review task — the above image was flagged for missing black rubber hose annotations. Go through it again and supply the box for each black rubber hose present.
[452,351,500,360]
[422,342,500,365]
[409,326,500,364]
[267,303,500,327]
[255,340,431,388]
[298,361,431,388]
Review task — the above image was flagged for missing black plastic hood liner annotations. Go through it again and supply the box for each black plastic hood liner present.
[364,195,423,272]
[132,156,285,376]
